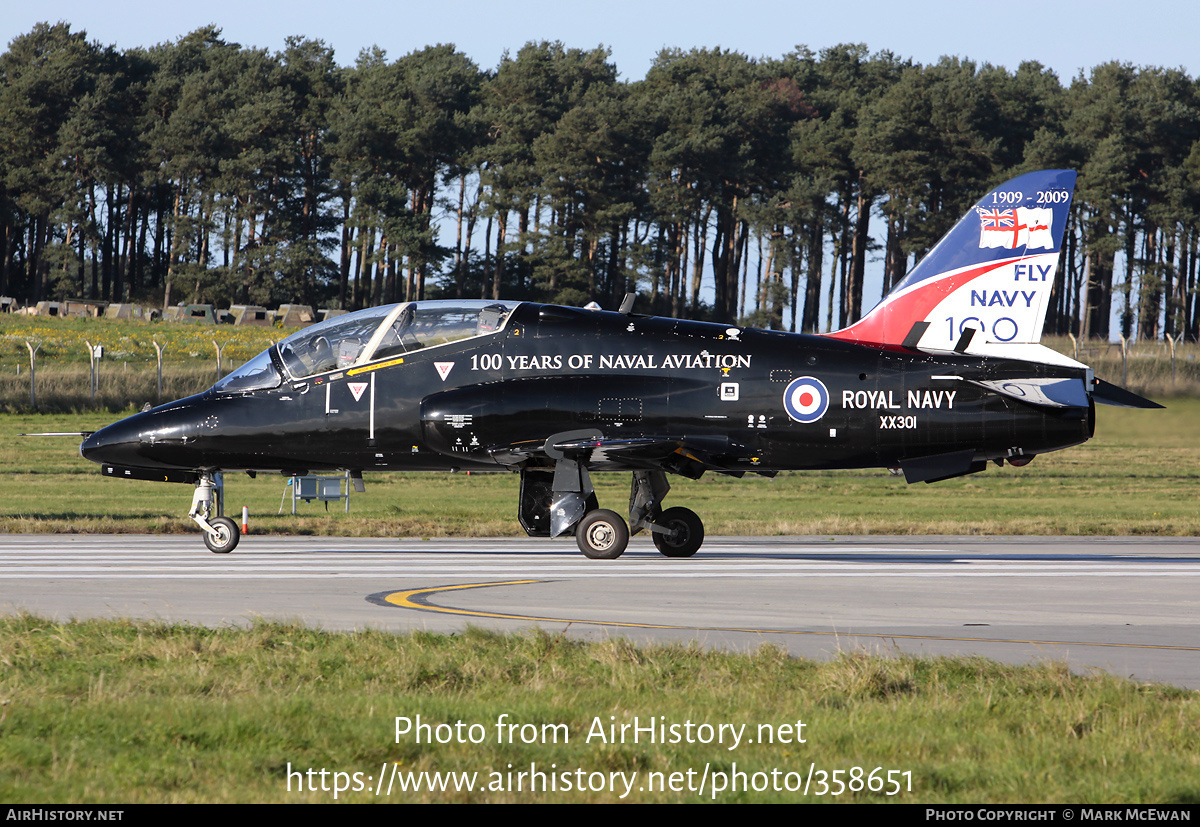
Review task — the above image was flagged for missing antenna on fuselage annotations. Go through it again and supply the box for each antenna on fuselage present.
[618,293,636,314]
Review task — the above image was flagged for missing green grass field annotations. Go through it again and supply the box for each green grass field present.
[1,617,1198,803]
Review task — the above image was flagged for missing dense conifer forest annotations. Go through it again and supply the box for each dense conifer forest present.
[2,23,1198,339]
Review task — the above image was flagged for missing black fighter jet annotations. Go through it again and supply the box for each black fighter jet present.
[80,169,1158,558]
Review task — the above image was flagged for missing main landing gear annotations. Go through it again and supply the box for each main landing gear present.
[575,509,629,560]
[650,506,705,558]
[189,471,240,554]
[575,503,704,560]
[520,458,706,560]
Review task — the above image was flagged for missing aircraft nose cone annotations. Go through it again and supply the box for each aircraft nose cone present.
[80,396,217,470]
[80,417,146,467]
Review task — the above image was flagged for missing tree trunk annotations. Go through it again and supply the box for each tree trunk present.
[847,188,870,324]
[803,217,823,334]
[691,205,711,313]
[492,210,507,300]
[338,194,352,309]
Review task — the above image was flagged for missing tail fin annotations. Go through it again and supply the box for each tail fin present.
[828,169,1076,351]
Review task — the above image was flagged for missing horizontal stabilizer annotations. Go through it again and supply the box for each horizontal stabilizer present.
[1091,379,1164,409]
[970,376,1090,409]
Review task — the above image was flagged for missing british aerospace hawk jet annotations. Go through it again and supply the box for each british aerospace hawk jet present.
[80,169,1158,558]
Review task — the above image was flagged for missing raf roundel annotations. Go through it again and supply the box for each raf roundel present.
[783,376,830,423]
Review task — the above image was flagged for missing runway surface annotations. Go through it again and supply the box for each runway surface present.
[2,533,1198,688]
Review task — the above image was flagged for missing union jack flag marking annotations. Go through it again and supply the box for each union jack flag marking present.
[977,207,1054,250]
[978,208,1015,228]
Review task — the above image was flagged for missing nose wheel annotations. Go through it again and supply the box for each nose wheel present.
[203,517,240,554]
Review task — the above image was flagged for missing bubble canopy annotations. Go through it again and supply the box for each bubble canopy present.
[212,301,519,394]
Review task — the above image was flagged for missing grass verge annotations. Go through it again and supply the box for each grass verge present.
[1,616,1197,803]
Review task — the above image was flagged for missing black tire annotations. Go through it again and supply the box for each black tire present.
[575,509,629,559]
[652,506,704,557]
[204,517,240,554]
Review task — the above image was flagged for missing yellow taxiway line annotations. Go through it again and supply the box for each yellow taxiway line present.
[383,580,1200,653]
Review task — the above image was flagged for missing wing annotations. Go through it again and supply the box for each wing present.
[490,432,771,478]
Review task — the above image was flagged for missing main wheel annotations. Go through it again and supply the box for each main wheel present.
[204,517,240,554]
[575,509,629,559]
[652,506,704,557]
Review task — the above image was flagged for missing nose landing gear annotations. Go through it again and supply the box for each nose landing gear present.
[189,471,240,553]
